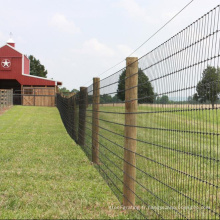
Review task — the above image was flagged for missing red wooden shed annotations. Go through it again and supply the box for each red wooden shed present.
[0,38,62,106]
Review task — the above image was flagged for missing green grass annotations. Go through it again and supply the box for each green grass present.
[1,105,218,219]
[0,106,138,219]
[83,105,220,219]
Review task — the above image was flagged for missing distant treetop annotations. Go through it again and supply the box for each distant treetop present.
[29,55,48,78]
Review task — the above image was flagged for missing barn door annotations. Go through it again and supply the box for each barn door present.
[23,88,34,106]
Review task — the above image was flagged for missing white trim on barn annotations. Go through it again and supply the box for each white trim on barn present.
[22,54,24,74]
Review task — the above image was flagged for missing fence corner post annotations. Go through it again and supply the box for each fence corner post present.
[92,77,100,164]
[123,57,138,207]
[78,86,87,146]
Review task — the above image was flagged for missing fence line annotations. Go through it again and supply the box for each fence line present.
[57,5,220,219]
[0,89,13,111]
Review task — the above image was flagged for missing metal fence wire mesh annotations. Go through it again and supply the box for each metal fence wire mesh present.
[0,89,13,110]
[57,5,220,219]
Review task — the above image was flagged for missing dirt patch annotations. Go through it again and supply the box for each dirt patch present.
[0,106,12,116]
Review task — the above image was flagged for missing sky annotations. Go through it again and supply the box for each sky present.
[0,0,219,90]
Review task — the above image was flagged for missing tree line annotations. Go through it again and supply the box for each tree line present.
[29,55,220,107]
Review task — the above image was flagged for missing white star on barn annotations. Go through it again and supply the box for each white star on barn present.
[1,59,11,68]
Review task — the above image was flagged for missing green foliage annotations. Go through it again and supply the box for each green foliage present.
[59,87,70,93]
[187,95,198,104]
[87,94,119,104]
[71,88,79,93]
[59,88,79,96]
[100,94,113,104]
[188,96,193,102]
[28,55,48,78]
[100,94,119,104]
[112,94,119,103]
[193,66,220,108]
[117,68,154,103]
[157,95,169,104]
[193,93,199,102]
[88,95,93,104]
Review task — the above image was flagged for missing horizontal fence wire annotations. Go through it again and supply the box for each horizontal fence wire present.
[0,89,13,111]
[57,5,220,219]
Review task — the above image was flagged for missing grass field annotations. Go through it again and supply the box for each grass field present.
[0,106,139,219]
[83,104,220,219]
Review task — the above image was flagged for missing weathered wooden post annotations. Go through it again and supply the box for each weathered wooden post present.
[78,87,87,146]
[92,77,100,164]
[72,94,77,141]
[123,57,138,207]
[4,90,6,107]
[10,89,13,106]
[67,97,71,136]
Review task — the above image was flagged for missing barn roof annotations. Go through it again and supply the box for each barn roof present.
[21,74,62,86]
[0,44,23,57]
[0,43,62,86]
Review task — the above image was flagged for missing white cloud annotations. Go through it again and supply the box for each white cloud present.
[118,0,157,24]
[73,39,137,59]
[117,44,132,56]
[73,38,115,57]
[49,13,80,35]
[117,44,142,58]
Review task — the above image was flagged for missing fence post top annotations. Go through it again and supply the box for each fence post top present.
[126,57,138,61]
[80,87,87,91]
[93,77,100,81]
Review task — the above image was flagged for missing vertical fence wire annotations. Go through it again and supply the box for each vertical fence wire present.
[0,89,13,112]
[57,5,220,219]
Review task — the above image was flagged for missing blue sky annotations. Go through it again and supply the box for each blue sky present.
[0,0,219,90]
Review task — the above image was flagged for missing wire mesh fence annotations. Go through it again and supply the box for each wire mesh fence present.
[0,89,13,111]
[57,5,220,219]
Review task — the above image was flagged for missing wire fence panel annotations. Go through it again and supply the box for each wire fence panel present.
[0,89,13,111]
[57,5,220,219]
[135,5,220,219]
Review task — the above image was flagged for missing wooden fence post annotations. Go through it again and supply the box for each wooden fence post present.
[92,77,100,164]
[78,87,87,146]
[67,97,71,136]
[123,57,138,207]
[10,89,13,106]
[72,95,77,141]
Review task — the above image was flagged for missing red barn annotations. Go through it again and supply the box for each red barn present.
[0,38,62,106]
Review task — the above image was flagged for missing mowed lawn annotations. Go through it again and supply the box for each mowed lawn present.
[0,106,135,219]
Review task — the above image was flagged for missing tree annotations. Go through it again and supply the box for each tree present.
[29,55,48,78]
[117,68,154,103]
[71,89,79,93]
[159,95,169,104]
[59,87,70,93]
[112,94,119,103]
[187,95,195,104]
[193,93,199,102]
[155,95,169,104]
[188,96,193,102]
[100,94,113,104]
[153,93,158,103]
[194,66,220,108]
